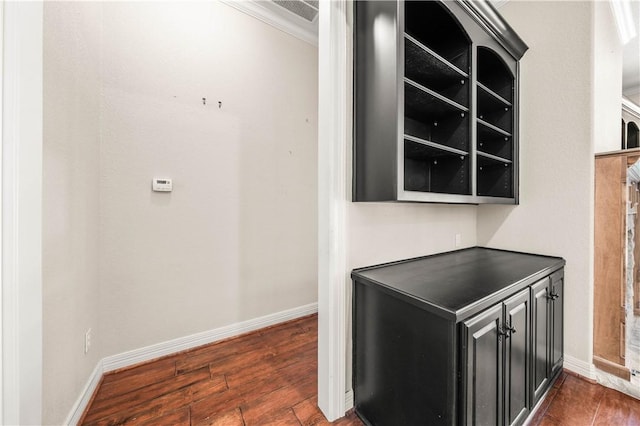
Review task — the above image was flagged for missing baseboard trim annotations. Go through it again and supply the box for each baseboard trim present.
[64,360,104,426]
[102,302,318,372]
[65,303,318,425]
[345,389,354,411]
[563,354,597,380]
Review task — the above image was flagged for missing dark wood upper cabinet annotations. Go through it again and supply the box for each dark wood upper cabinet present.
[354,0,527,204]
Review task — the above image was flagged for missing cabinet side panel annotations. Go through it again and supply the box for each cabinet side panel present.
[353,281,456,425]
[353,1,399,201]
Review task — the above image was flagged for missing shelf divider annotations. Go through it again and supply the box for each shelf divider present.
[405,134,469,156]
[405,78,469,113]
[477,150,512,164]
[477,118,512,137]
[477,82,512,107]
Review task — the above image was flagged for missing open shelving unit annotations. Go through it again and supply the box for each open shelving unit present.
[403,1,471,196]
[353,0,527,204]
[476,46,515,198]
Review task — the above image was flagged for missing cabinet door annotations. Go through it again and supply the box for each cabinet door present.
[503,289,530,426]
[463,304,504,426]
[531,278,550,404]
[550,271,564,376]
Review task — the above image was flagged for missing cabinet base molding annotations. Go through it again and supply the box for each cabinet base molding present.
[593,356,631,381]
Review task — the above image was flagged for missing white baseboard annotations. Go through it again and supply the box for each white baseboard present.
[65,303,318,425]
[64,360,104,426]
[563,354,597,380]
[345,389,354,411]
[102,302,318,372]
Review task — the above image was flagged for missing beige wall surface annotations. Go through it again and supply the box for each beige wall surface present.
[43,2,103,424]
[98,1,319,356]
[593,1,623,154]
[628,93,640,106]
[43,2,318,422]
[478,1,607,366]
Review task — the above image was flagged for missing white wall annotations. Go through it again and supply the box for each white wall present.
[42,2,318,422]
[478,0,621,370]
[98,2,319,356]
[347,204,477,268]
[627,93,640,106]
[594,1,624,154]
[42,3,102,424]
[3,2,43,424]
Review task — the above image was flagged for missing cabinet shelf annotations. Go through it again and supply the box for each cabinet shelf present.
[478,155,513,198]
[478,132,512,161]
[478,80,513,135]
[405,1,471,72]
[405,116,469,153]
[405,34,468,78]
[404,139,470,195]
[405,35,469,106]
[477,150,511,164]
[404,134,468,156]
[478,47,514,102]
[405,78,468,114]
[405,78,470,152]
[477,118,512,138]
[478,82,511,107]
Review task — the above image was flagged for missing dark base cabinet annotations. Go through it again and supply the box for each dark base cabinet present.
[352,248,565,426]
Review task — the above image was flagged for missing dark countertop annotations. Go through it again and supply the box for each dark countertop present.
[351,247,565,322]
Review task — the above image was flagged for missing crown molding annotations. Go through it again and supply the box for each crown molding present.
[220,0,318,46]
[460,0,528,60]
[623,96,640,120]
[488,0,510,9]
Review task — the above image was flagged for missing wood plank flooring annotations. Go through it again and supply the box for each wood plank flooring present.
[81,314,640,425]
[80,315,362,425]
[529,371,640,426]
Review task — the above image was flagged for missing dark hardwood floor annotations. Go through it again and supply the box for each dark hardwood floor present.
[81,314,640,425]
[80,314,361,425]
[529,371,640,426]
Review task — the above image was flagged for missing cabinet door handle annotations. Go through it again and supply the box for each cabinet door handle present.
[505,325,516,334]
[547,292,559,300]
[499,326,511,339]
